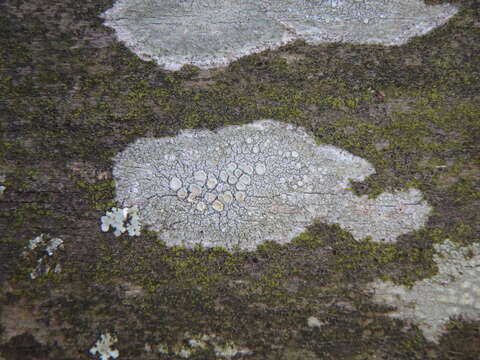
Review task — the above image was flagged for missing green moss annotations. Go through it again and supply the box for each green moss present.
[336,239,400,271]
[0,203,52,227]
[291,229,324,248]
[296,222,443,286]
[447,178,480,204]
[77,179,116,211]
[175,64,201,80]
[0,142,30,164]
[1,1,479,358]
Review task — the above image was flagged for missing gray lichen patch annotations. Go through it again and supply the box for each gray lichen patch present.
[101,0,294,71]
[112,120,431,250]
[266,0,459,46]
[101,0,458,70]
[369,240,480,343]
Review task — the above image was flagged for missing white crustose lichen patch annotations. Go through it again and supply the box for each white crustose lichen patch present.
[90,333,119,360]
[100,206,141,237]
[101,0,458,70]
[369,239,480,343]
[112,120,431,250]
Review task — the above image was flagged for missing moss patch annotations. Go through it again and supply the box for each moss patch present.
[0,0,479,359]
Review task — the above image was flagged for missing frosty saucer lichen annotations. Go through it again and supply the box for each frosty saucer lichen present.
[112,120,431,250]
[369,240,480,343]
[101,0,458,70]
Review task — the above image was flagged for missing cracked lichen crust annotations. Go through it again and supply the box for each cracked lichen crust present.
[101,0,458,70]
[112,120,431,250]
[267,0,458,46]
[101,0,294,70]
[369,240,480,343]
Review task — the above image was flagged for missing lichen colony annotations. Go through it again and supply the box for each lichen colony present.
[112,120,431,250]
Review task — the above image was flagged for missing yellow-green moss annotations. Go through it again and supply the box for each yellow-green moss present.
[77,179,115,211]
[1,1,479,359]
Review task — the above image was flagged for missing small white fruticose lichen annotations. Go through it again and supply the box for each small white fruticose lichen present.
[28,234,47,251]
[25,234,64,279]
[45,237,64,256]
[369,239,480,343]
[113,120,431,250]
[100,206,141,237]
[90,333,119,360]
[101,0,458,70]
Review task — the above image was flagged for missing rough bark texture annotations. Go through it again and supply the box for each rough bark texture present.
[0,0,479,359]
